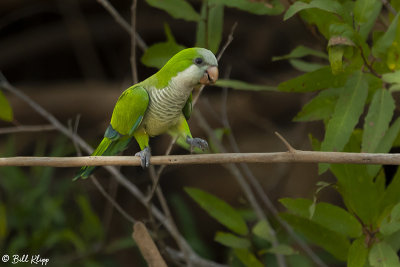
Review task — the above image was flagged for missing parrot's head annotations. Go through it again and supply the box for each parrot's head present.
[154,47,219,90]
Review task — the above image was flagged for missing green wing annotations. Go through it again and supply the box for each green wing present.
[182,92,193,120]
[109,85,149,137]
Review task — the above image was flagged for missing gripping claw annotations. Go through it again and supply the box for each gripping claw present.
[186,137,208,152]
[135,147,151,168]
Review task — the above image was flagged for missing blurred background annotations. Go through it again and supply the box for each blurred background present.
[0,0,339,266]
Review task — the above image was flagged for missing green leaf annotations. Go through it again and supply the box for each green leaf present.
[284,0,343,21]
[234,248,264,267]
[0,203,7,240]
[348,237,368,267]
[362,89,395,153]
[354,0,379,25]
[0,90,13,122]
[260,244,298,256]
[210,0,284,15]
[331,163,382,225]
[294,87,341,122]
[185,187,248,235]
[215,79,276,91]
[145,0,200,21]
[278,66,348,92]
[252,220,273,242]
[367,117,400,177]
[45,229,86,253]
[280,198,362,238]
[141,24,186,69]
[369,241,400,267]
[76,195,104,241]
[358,1,382,39]
[214,231,250,248]
[195,1,207,48]
[383,70,400,84]
[280,213,350,260]
[380,202,400,236]
[169,194,212,259]
[300,8,342,39]
[381,168,400,213]
[272,45,328,61]
[105,237,135,253]
[372,13,400,57]
[289,59,326,72]
[208,3,224,54]
[328,45,345,74]
[320,71,368,173]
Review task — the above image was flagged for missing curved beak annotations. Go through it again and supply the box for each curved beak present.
[200,66,219,85]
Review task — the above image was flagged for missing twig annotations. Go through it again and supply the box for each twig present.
[358,45,381,78]
[130,0,139,84]
[57,0,106,80]
[148,165,193,266]
[165,247,227,267]
[193,22,237,108]
[381,0,397,15]
[220,82,286,267]
[96,0,147,52]
[91,176,136,224]
[221,87,326,267]
[147,136,178,202]
[193,111,269,220]
[275,131,295,152]
[68,115,135,225]
[2,150,400,166]
[132,222,167,267]
[217,22,237,61]
[0,125,56,134]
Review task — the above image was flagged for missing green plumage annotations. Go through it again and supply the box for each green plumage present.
[74,47,218,179]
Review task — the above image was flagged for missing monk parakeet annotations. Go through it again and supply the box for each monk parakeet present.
[75,47,218,179]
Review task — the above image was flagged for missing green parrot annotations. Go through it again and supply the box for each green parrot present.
[75,47,219,179]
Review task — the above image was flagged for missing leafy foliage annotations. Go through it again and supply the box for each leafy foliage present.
[0,137,135,266]
[276,0,400,264]
[0,90,13,122]
[186,187,299,266]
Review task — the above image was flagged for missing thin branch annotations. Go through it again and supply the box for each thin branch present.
[275,131,295,152]
[91,176,136,224]
[220,83,286,267]
[96,0,147,52]
[130,0,139,84]
[2,150,400,166]
[0,125,56,134]
[68,115,136,225]
[358,45,381,78]
[147,136,178,202]
[0,74,218,267]
[148,165,193,266]
[381,0,397,15]
[221,88,326,267]
[132,222,167,267]
[192,22,238,104]
[217,22,237,61]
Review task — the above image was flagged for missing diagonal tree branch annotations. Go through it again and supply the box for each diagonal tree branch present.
[0,73,223,267]
[96,0,147,52]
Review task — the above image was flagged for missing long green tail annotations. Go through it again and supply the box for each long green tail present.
[74,137,131,180]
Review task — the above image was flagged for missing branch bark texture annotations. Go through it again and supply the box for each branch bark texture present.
[1,151,400,167]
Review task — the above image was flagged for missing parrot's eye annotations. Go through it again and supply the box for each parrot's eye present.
[194,57,203,65]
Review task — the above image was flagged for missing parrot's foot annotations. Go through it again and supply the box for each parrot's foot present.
[135,147,151,168]
[186,137,208,152]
